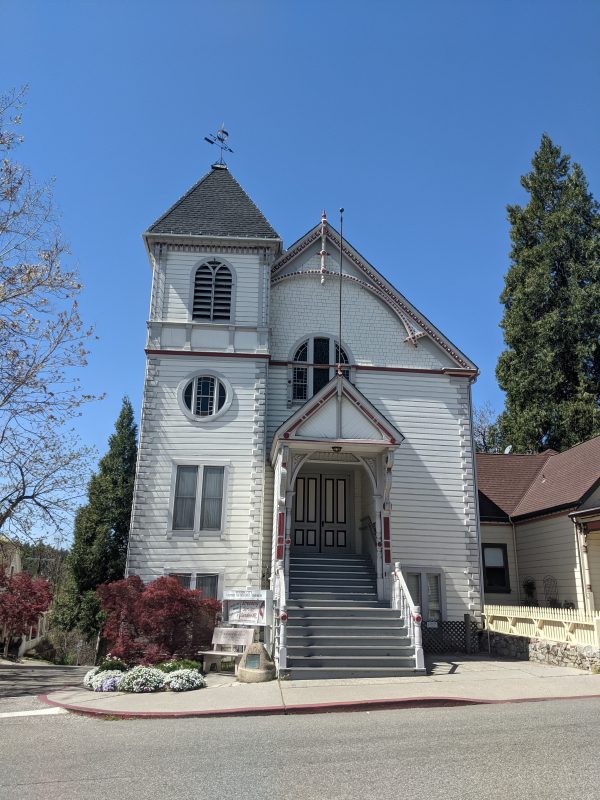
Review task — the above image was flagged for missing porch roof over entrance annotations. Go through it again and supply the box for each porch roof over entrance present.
[270,375,404,463]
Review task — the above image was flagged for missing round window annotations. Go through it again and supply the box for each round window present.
[182,375,227,417]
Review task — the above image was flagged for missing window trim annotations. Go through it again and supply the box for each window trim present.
[165,568,223,600]
[401,566,446,621]
[287,335,355,405]
[167,460,230,539]
[177,370,233,424]
[482,543,511,594]
[189,257,237,324]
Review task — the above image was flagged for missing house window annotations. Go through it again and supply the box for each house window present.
[172,466,198,530]
[482,544,510,593]
[168,572,219,599]
[169,572,192,589]
[182,375,227,418]
[195,574,219,599]
[171,465,226,534]
[404,569,443,621]
[291,337,350,401]
[199,467,225,530]
[192,259,233,321]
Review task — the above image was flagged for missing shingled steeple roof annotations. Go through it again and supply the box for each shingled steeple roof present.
[147,165,281,240]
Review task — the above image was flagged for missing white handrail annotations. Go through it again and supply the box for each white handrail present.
[392,562,425,671]
[273,559,288,671]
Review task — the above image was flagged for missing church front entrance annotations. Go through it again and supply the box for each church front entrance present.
[291,473,351,553]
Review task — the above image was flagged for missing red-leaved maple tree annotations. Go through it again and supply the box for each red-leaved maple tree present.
[0,568,52,657]
[96,576,221,664]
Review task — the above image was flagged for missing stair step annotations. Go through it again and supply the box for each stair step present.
[290,573,376,586]
[287,608,401,619]
[288,645,414,656]
[290,588,377,601]
[289,667,424,680]
[287,626,408,635]
[288,655,416,668]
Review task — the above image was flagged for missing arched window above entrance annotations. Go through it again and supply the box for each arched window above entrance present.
[289,337,351,403]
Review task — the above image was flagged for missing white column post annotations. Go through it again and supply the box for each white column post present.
[374,493,384,601]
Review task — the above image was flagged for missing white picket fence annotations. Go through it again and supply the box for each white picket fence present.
[483,604,600,649]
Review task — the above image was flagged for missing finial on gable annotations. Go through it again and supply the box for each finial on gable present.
[319,210,328,284]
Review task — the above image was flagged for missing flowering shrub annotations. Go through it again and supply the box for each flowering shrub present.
[118,666,165,693]
[96,658,128,672]
[91,670,124,692]
[83,668,98,689]
[164,669,206,692]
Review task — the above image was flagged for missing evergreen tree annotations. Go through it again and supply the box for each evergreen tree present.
[55,398,137,632]
[496,135,600,452]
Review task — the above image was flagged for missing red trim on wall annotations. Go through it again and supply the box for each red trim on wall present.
[145,350,474,376]
[276,511,284,560]
[383,517,391,564]
[269,360,474,376]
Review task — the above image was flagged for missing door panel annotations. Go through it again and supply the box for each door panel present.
[292,474,350,552]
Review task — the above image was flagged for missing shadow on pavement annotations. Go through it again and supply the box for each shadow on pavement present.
[0,664,90,698]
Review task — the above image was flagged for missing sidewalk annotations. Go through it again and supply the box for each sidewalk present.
[39,656,600,719]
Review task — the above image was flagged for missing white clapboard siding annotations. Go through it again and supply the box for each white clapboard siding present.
[480,523,520,604]
[263,363,479,619]
[515,514,585,609]
[269,275,457,369]
[159,250,263,327]
[128,354,266,589]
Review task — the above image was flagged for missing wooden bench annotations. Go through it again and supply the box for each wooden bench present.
[198,627,254,674]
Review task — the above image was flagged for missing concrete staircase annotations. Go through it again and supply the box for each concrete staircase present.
[287,553,422,680]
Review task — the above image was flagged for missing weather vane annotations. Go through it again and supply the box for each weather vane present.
[204,124,234,167]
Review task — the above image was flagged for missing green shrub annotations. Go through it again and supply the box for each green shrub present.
[156,659,203,674]
[96,658,128,672]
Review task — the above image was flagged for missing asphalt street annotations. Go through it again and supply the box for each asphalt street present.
[0,664,88,702]
[2,698,599,800]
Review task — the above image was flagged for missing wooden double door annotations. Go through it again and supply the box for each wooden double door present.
[292,473,350,553]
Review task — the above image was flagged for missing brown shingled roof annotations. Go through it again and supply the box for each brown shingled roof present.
[477,436,600,521]
[476,452,553,520]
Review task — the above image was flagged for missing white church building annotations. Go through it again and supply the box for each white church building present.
[126,161,482,677]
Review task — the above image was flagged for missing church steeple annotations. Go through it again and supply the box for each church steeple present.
[146,166,280,241]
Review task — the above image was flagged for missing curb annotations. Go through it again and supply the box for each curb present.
[37,691,600,720]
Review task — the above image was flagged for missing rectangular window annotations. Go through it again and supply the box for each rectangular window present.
[405,569,444,621]
[482,544,510,593]
[195,574,219,599]
[172,466,198,530]
[169,572,192,589]
[200,466,225,530]
[292,366,308,401]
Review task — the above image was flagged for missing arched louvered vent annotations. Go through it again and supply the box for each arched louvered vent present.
[192,260,233,321]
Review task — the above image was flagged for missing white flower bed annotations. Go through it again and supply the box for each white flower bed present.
[117,666,165,693]
[83,668,99,689]
[84,664,209,693]
[90,670,125,692]
[164,669,207,692]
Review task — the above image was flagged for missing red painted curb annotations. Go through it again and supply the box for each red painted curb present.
[37,691,600,720]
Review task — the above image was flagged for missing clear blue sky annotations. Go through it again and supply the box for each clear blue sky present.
[3,0,600,461]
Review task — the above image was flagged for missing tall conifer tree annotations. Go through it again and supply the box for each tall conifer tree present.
[55,398,137,632]
[496,135,600,452]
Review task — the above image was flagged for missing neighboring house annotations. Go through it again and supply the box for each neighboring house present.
[126,162,482,675]
[0,536,22,577]
[478,436,600,612]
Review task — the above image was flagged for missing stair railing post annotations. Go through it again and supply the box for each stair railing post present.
[413,605,425,670]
